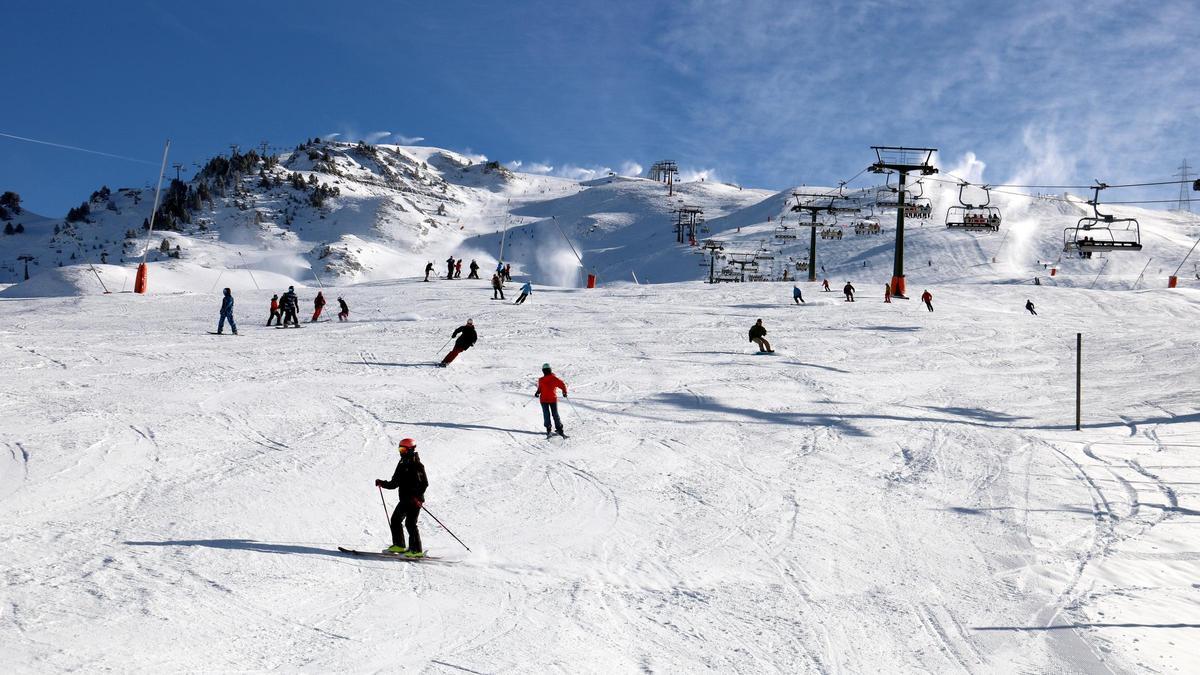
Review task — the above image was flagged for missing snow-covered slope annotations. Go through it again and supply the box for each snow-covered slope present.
[2,278,1199,672]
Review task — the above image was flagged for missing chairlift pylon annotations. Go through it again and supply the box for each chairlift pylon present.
[945,182,1001,232]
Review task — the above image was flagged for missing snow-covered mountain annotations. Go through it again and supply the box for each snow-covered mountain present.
[1,138,1198,297]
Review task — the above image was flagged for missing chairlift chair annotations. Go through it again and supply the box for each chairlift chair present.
[945,182,1001,232]
[1063,184,1142,254]
[774,225,798,240]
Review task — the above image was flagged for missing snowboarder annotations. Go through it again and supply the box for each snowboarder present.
[468,259,480,279]
[454,259,463,279]
[439,319,477,367]
[1025,299,1037,315]
[374,438,428,557]
[281,286,300,327]
[822,279,831,292]
[535,363,568,438]
[311,291,326,322]
[337,296,350,321]
[515,280,532,304]
[424,262,434,282]
[445,256,455,280]
[921,289,933,312]
[267,294,281,326]
[217,288,237,335]
[792,285,804,304]
[491,273,505,300]
[843,282,855,302]
[884,283,892,304]
[749,319,773,353]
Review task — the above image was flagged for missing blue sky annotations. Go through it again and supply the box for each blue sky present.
[2,0,1198,214]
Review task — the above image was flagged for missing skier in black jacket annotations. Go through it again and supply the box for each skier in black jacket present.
[439,319,477,366]
[280,286,300,327]
[424,262,434,282]
[749,319,773,353]
[374,438,428,557]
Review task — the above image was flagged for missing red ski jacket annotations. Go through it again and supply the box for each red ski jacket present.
[536,373,567,403]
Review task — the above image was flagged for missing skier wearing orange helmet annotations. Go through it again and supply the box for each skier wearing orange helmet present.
[374,438,429,557]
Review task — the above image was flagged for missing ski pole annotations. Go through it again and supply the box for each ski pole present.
[377,486,391,532]
[433,336,452,358]
[421,506,471,552]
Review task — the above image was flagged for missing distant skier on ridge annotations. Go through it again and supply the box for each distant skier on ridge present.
[374,437,428,558]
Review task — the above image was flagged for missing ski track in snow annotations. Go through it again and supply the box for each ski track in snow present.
[1,280,1199,672]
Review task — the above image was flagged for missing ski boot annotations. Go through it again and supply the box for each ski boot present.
[403,550,425,559]
[546,428,553,439]
[383,545,407,554]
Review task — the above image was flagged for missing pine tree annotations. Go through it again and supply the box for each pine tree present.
[3,222,13,235]
[14,223,24,234]
[159,238,170,253]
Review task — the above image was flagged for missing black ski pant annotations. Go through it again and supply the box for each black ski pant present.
[924,301,933,312]
[468,270,479,279]
[267,310,281,326]
[541,401,563,433]
[390,501,422,552]
[515,292,528,304]
[493,287,505,300]
[283,309,299,326]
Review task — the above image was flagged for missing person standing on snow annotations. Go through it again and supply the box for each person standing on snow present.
[515,280,533,304]
[424,262,434,282]
[534,363,568,438]
[374,438,428,557]
[792,285,804,304]
[921,289,933,312]
[281,286,300,327]
[267,293,281,326]
[884,283,892,304]
[749,319,773,353]
[504,263,512,282]
[337,296,350,321]
[217,287,238,335]
[455,259,463,279]
[491,273,505,300]
[822,279,831,292]
[468,259,480,279]
[439,319,477,367]
[1025,299,1037,315]
[445,256,456,280]
[843,282,855,302]
[311,291,326,322]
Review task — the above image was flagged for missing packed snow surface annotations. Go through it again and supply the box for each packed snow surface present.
[2,277,1199,673]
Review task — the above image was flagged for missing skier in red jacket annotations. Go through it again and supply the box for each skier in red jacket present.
[534,363,568,438]
[921,289,933,312]
[311,291,327,322]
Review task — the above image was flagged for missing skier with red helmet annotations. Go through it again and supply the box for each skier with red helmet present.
[374,438,429,557]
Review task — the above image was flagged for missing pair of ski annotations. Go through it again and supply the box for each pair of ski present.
[336,547,453,563]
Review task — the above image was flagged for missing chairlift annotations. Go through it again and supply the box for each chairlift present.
[774,225,798,240]
[945,182,1001,232]
[902,180,933,219]
[1063,183,1142,254]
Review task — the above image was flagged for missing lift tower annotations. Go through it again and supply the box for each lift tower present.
[790,192,858,282]
[869,146,937,297]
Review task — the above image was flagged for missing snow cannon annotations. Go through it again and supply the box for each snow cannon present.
[134,263,148,294]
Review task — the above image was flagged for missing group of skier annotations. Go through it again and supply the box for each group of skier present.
[215,286,349,334]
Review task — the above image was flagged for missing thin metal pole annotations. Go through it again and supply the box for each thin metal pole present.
[1080,331,1089,429]
[378,486,391,531]
[139,140,172,266]
[1132,257,1153,290]
[237,252,260,290]
[1170,237,1200,278]
[421,506,471,552]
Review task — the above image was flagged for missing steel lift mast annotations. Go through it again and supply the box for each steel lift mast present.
[869,146,937,298]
